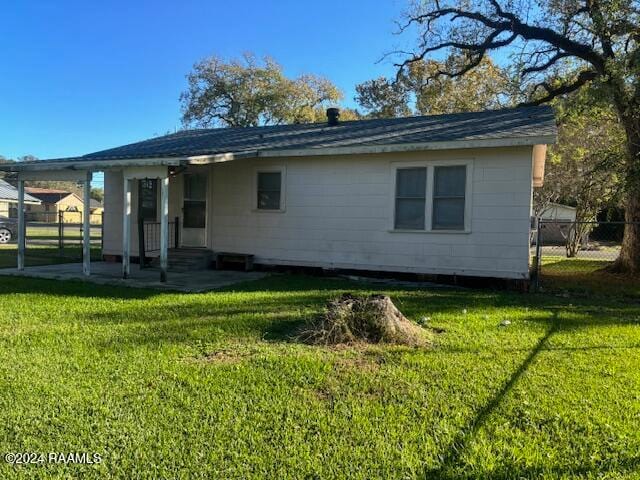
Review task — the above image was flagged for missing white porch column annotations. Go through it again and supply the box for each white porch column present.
[122,177,132,279]
[159,175,169,282]
[17,179,25,270]
[82,171,92,276]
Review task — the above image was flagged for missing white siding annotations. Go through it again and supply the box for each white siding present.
[208,147,534,279]
[103,146,535,279]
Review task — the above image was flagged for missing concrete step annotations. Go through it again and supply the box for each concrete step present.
[150,248,214,271]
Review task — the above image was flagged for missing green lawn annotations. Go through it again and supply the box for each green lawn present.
[25,227,101,241]
[0,273,639,479]
[540,256,640,297]
[0,245,102,269]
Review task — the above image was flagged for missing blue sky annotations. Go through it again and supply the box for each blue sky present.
[1,0,411,166]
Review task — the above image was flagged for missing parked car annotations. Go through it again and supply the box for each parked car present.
[0,216,17,244]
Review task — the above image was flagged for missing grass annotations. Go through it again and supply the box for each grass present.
[0,272,639,479]
[540,256,640,297]
[25,226,97,240]
[0,245,102,268]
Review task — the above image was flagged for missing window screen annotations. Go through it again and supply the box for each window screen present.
[432,166,466,230]
[138,179,158,221]
[257,172,282,210]
[394,167,426,230]
[183,174,206,228]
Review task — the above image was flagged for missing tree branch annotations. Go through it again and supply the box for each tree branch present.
[522,52,575,75]
[408,5,607,72]
[522,70,599,105]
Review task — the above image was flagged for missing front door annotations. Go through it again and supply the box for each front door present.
[181,173,207,247]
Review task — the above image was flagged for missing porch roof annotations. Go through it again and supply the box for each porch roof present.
[0,106,556,172]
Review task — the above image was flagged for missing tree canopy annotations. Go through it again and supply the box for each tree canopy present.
[355,55,512,118]
[397,0,640,273]
[181,54,354,128]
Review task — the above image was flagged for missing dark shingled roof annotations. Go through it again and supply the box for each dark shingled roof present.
[75,106,555,162]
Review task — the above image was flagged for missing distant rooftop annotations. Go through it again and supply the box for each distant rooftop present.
[0,179,41,203]
[25,188,75,205]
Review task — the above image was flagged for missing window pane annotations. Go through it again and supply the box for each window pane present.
[395,198,425,230]
[433,198,465,230]
[184,174,207,201]
[257,172,281,210]
[139,179,157,221]
[396,168,426,197]
[434,166,466,197]
[258,172,281,192]
[258,191,281,210]
[183,200,206,228]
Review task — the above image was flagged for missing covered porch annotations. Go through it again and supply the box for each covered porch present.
[3,158,213,283]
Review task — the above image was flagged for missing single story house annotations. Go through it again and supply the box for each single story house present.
[25,187,86,222]
[0,106,557,281]
[0,179,41,217]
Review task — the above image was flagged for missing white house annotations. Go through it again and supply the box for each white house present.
[0,106,556,282]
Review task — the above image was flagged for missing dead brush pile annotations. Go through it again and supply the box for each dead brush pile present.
[299,293,432,347]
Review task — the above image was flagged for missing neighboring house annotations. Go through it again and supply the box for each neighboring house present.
[0,179,41,217]
[25,188,86,222]
[0,106,557,281]
[541,203,577,222]
[539,203,587,245]
[90,198,104,216]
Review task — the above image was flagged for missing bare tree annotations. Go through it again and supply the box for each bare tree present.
[398,0,640,273]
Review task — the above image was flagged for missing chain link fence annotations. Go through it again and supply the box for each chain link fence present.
[531,219,634,291]
[0,211,103,268]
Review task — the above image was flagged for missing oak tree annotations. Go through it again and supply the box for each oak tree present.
[181,53,347,128]
[399,0,640,273]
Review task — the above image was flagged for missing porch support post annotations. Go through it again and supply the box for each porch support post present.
[17,179,25,270]
[159,175,169,282]
[122,177,131,279]
[82,171,92,276]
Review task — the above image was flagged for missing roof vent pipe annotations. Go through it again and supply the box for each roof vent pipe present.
[326,108,340,126]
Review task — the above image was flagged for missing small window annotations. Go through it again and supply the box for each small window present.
[394,167,426,230]
[432,166,466,230]
[257,171,282,210]
[138,179,158,221]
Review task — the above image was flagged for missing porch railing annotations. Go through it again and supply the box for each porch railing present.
[138,217,179,267]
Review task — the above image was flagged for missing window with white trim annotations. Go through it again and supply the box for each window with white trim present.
[394,167,426,230]
[257,171,282,210]
[432,166,466,230]
[392,163,469,232]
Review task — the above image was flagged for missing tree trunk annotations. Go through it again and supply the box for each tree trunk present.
[612,118,640,274]
[615,190,640,274]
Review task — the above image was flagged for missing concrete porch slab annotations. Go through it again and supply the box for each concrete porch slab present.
[0,262,267,292]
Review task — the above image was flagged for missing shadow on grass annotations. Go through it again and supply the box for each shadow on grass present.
[423,314,560,479]
[540,258,640,298]
[0,275,161,300]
